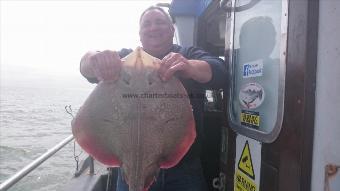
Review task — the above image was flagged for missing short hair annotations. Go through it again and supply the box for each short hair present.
[139,6,174,25]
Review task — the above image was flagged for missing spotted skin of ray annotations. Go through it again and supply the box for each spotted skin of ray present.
[72,47,196,191]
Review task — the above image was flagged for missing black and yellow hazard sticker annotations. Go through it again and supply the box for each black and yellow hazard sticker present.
[238,141,255,179]
[240,110,260,129]
[234,170,257,191]
[234,141,257,191]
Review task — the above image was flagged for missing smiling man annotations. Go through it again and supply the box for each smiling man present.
[80,6,226,191]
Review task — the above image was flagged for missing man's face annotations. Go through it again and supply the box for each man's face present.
[139,9,174,54]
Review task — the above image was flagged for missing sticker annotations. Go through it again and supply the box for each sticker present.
[238,141,255,179]
[242,60,263,78]
[234,170,256,191]
[240,110,260,129]
[239,83,265,109]
[234,135,261,191]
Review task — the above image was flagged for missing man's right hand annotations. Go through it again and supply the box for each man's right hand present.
[80,50,122,81]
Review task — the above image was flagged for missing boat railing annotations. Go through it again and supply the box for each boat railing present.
[0,135,80,191]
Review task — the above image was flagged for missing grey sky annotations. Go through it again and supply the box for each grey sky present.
[1,0,170,88]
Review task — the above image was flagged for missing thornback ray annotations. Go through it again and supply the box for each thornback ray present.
[72,47,196,191]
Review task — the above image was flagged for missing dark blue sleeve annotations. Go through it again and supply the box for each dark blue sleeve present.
[118,48,133,58]
[83,48,133,84]
[182,47,227,90]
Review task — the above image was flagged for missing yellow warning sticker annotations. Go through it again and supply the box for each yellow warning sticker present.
[240,110,260,129]
[238,141,255,179]
[234,135,261,191]
[234,170,257,191]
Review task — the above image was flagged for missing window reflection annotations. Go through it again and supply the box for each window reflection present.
[229,0,284,138]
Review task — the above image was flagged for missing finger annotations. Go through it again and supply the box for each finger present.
[91,56,103,81]
[107,63,114,80]
[93,64,104,81]
[109,51,123,81]
[96,57,107,80]
[103,53,113,80]
[160,54,185,79]
[101,50,121,80]
[89,54,100,71]
[110,51,122,69]
[163,53,182,68]
[163,61,186,81]
[161,52,172,63]
[159,53,173,76]
[159,53,182,78]
[165,53,181,65]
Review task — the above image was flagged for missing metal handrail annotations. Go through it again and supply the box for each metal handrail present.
[0,135,74,191]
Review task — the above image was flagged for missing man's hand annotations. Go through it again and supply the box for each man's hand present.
[158,52,212,83]
[80,50,122,81]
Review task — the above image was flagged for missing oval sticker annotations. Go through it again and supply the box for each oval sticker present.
[239,83,265,109]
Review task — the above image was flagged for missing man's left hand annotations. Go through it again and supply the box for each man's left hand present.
[158,52,191,81]
[158,52,212,83]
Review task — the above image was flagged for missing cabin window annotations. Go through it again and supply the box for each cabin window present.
[227,0,287,142]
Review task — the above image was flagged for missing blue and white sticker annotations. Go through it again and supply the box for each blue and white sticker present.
[243,60,263,78]
[239,83,265,109]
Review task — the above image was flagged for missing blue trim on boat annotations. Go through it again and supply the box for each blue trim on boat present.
[169,0,212,17]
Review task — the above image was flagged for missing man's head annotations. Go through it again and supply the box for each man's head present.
[139,6,175,58]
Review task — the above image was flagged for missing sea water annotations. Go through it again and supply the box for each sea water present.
[0,83,94,191]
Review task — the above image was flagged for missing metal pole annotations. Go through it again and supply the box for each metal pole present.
[0,135,74,191]
[89,156,94,174]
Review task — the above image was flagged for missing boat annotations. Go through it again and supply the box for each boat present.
[1,0,340,190]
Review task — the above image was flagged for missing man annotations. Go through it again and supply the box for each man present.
[80,6,226,191]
